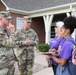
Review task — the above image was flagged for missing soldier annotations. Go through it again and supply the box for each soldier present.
[14,16,39,75]
[1,15,39,75]
[0,11,15,75]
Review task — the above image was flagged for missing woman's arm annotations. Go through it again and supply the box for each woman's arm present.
[51,56,67,66]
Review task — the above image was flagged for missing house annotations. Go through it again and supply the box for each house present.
[0,0,76,44]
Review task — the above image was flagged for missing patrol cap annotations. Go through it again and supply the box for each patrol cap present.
[0,11,12,19]
[23,16,32,22]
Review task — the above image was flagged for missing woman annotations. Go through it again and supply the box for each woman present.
[47,21,66,75]
[51,16,76,75]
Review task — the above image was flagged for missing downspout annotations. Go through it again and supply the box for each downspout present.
[70,4,73,16]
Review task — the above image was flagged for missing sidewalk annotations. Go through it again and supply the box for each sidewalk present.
[14,49,54,75]
[32,50,54,75]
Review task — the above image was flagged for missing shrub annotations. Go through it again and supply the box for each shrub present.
[38,44,50,52]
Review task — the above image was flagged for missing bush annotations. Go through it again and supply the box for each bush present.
[38,44,50,52]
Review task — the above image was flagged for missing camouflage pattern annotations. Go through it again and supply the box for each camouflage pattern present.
[0,27,15,75]
[13,28,39,75]
[0,11,12,19]
[1,28,39,75]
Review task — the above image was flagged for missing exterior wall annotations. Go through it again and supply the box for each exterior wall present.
[0,1,6,11]
[10,13,25,29]
[32,17,45,43]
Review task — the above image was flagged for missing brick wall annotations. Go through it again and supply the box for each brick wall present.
[10,13,25,29]
[32,17,45,43]
[0,1,6,11]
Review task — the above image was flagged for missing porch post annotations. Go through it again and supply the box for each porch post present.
[66,12,70,17]
[71,11,76,40]
[66,12,76,40]
[43,14,54,44]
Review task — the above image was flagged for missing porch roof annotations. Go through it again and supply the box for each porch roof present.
[1,0,76,12]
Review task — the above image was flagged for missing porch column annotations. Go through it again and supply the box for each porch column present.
[43,15,54,44]
[71,11,76,40]
[66,12,76,40]
[66,12,70,17]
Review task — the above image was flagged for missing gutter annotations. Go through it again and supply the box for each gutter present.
[30,2,76,14]
[6,8,29,15]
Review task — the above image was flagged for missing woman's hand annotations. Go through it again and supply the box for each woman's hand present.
[50,49,59,56]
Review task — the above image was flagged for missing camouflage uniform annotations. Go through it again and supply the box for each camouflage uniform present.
[13,28,39,75]
[0,14,39,75]
[0,27,15,75]
[1,28,39,75]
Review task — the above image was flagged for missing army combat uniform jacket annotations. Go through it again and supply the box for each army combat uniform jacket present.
[0,27,15,75]
[2,28,39,75]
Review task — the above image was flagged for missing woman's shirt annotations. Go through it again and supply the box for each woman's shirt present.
[59,36,74,60]
[49,36,66,65]
[49,36,65,50]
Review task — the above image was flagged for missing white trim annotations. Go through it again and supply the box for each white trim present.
[43,15,54,44]
[29,3,76,17]
[30,3,75,13]
[66,12,70,17]
[71,11,76,40]
[29,7,71,17]
[7,8,29,15]
[6,2,76,14]
[70,4,73,12]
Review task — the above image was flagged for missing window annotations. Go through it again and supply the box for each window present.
[50,22,55,38]
[16,17,23,29]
